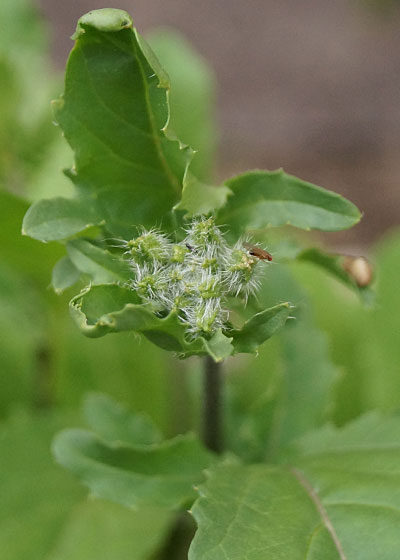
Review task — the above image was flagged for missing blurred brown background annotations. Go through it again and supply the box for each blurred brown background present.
[36,0,400,247]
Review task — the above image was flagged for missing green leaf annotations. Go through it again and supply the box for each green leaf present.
[218,169,361,235]
[0,411,173,560]
[34,8,193,241]
[189,461,341,560]
[225,307,339,463]
[175,173,232,216]
[53,429,215,510]
[52,255,80,293]
[71,283,288,359]
[230,302,291,354]
[69,283,233,360]
[66,239,132,284]
[22,196,102,241]
[190,413,400,559]
[202,329,234,362]
[83,392,162,446]
[272,316,340,450]
[70,284,140,334]
[297,247,374,302]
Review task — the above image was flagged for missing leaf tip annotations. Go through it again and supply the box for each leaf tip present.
[73,9,133,39]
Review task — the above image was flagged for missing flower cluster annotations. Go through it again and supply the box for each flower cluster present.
[122,218,271,339]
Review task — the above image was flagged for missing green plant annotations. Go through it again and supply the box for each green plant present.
[14,6,400,559]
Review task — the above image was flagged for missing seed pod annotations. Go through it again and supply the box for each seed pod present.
[342,256,373,288]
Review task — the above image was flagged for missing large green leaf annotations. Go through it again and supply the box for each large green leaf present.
[218,169,361,235]
[271,315,340,451]
[190,413,400,559]
[83,392,162,446]
[0,411,173,560]
[24,9,193,242]
[225,300,338,462]
[53,429,215,510]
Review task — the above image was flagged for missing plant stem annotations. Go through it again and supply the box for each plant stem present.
[34,343,53,409]
[203,356,223,453]
[157,511,196,560]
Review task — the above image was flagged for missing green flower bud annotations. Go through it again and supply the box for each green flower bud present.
[171,244,189,264]
[127,229,171,265]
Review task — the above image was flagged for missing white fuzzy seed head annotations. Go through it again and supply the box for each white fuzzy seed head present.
[123,218,271,338]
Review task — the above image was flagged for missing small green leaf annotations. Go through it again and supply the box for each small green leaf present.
[67,239,132,284]
[218,169,361,234]
[83,392,162,446]
[230,302,291,354]
[70,284,140,334]
[190,413,400,559]
[52,255,80,293]
[22,196,102,241]
[202,329,233,362]
[53,429,215,510]
[69,284,234,360]
[175,173,232,216]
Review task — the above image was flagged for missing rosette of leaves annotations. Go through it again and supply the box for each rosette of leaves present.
[22,8,363,361]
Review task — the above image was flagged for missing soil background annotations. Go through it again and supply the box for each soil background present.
[37,0,400,248]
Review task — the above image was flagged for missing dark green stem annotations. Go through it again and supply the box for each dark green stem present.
[34,343,53,409]
[157,511,196,560]
[203,356,223,453]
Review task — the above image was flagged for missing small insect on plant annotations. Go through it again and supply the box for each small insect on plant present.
[243,242,273,261]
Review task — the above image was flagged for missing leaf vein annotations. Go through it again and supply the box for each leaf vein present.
[291,468,347,560]
[78,40,153,139]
